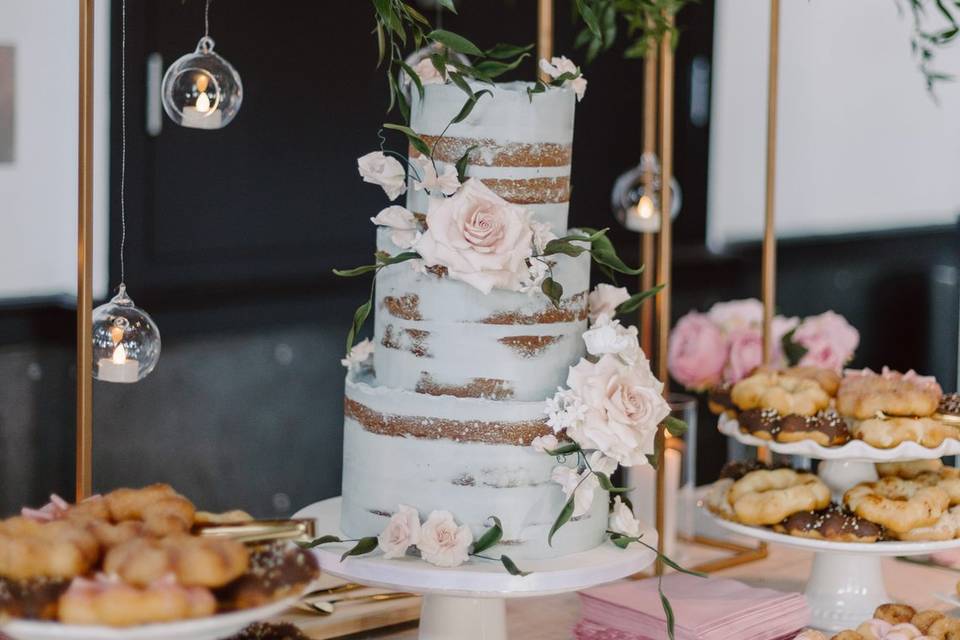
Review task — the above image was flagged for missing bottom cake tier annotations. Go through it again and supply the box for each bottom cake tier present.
[340,371,609,560]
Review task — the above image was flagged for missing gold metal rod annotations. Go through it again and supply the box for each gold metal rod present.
[537,0,553,81]
[758,0,780,466]
[640,46,658,359]
[654,17,675,575]
[76,0,95,501]
[761,0,780,365]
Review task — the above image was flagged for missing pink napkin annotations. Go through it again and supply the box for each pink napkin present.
[576,574,810,640]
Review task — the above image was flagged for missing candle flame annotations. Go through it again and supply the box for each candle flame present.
[636,195,655,220]
[196,74,209,93]
[112,343,127,365]
[196,91,211,113]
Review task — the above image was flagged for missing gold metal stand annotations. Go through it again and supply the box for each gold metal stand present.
[76,0,95,500]
[537,0,553,80]
[639,46,658,358]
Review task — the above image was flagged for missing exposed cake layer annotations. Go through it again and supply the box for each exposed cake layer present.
[408,81,576,235]
[374,230,589,401]
[340,372,609,560]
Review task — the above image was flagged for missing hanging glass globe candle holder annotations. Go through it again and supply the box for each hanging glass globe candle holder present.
[92,285,161,383]
[611,152,683,233]
[162,36,242,130]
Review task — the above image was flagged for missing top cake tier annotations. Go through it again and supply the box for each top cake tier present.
[407,81,576,235]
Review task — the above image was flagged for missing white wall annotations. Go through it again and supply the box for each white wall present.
[0,0,109,300]
[708,0,960,249]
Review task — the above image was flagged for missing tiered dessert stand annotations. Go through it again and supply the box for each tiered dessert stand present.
[708,415,960,632]
[296,498,658,640]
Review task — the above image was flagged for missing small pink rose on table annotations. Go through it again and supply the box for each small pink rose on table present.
[413,178,534,294]
[357,151,407,201]
[667,312,727,390]
[792,310,860,371]
[416,511,473,568]
[378,504,421,559]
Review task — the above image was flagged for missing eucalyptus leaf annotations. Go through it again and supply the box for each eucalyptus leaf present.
[448,71,474,97]
[541,277,564,309]
[451,89,491,124]
[485,43,534,59]
[375,22,386,67]
[473,54,530,79]
[333,264,379,278]
[548,496,575,546]
[500,554,531,577]
[401,3,431,26]
[541,239,589,258]
[594,472,631,493]
[664,416,687,437]
[436,0,458,14]
[661,585,677,640]
[544,442,581,456]
[472,516,503,554]
[615,283,663,315]
[575,0,602,37]
[590,233,643,276]
[383,123,431,157]
[379,251,421,266]
[455,144,479,182]
[636,539,707,579]
[527,81,547,102]
[398,60,425,100]
[427,29,483,56]
[297,534,341,549]
[340,536,379,562]
[345,298,373,354]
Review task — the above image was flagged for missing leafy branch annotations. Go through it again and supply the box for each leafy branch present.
[573,0,691,63]
[899,0,960,94]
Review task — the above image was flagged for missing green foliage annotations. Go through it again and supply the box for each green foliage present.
[500,555,531,576]
[548,496,575,546]
[664,416,687,437]
[541,276,564,308]
[573,0,691,63]
[472,516,504,554]
[781,327,808,366]
[901,0,960,94]
[297,535,342,549]
[341,536,380,561]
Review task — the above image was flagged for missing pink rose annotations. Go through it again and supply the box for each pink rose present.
[357,151,407,201]
[707,299,763,333]
[724,327,764,383]
[416,511,473,568]
[587,284,630,323]
[378,504,421,559]
[667,313,727,390]
[413,178,534,294]
[539,56,587,101]
[793,311,859,371]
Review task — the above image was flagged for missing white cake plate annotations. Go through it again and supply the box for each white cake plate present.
[719,415,960,499]
[707,506,960,631]
[295,497,658,640]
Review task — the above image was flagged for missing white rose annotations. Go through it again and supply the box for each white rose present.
[378,504,421,559]
[371,205,420,249]
[538,56,587,101]
[407,57,454,86]
[608,495,643,540]
[587,450,618,476]
[416,511,473,568]
[340,338,374,369]
[413,178,535,294]
[531,433,559,453]
[583,314,642,364]
[587,284,631,324]
[412,156,460,196]
[565,354,671,466]
[357,151,407,201]
[551,465,600,517]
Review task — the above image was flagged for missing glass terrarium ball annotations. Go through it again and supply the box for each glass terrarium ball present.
[611,152,683,233]
[162,37,242,130]
[92,285,161,384]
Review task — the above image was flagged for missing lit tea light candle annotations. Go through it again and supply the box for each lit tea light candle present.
[625,195,661,233]
[97,343,139,383]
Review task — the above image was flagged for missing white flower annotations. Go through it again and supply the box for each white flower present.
[341,338,374,369]
[531,433,559,453]
[530,220,557,253]
[583,314,642,365]
[378,504,421,559]
[519,258,550,294]
[608,495,643,540]
[545,387,588,433]
[371,205,420,249]
[564,354,670,466]
[587,450,618,476]
[407,57,455,86]
[413,179,535,294]
[412,156,460,196]
[416,511,473,568]
[587,284,631,324]
[539,56,587,101]
[552,465,600,517]
[357,151,407,201]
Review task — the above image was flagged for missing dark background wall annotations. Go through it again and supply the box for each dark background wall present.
[0,0,956,516]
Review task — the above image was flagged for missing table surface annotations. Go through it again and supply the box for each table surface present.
[339,543,960,639]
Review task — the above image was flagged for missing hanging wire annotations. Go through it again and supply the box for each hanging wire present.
[119,0,127,286]
[204,0,212,39]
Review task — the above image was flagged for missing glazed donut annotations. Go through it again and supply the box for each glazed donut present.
[850,417,957,449]
[845,478,950,534]
[877,460,944,479]
[776,411,850,447]
[0,518,100,580]
[104,484,196,537]
[214,541,320,610]
[729,469,831,526]
[913,611,946,634]
[58,574,215,627]
[731,372,831,417]
[895,506,960,541]
[103,535,249,588]
[737,408,780,440]
[838,368,942,420]
[927,616,960,640]
[775,504,883,542]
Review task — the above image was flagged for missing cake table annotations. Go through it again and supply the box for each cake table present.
[295,498,659,640]
[713,415,960,631]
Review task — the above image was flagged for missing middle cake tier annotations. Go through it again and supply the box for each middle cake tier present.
[373,229,591,402]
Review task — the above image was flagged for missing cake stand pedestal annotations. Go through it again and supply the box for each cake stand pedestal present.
[715,415,960,631]
[295,498,658,640]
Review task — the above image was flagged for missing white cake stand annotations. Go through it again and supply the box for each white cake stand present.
[295,498,658,640]
[716,415,960,631]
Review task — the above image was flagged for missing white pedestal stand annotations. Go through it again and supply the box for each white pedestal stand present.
[295,498,659,640]
[715,416,960,631]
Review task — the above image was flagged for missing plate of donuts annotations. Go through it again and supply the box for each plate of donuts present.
[0,485,320,640]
